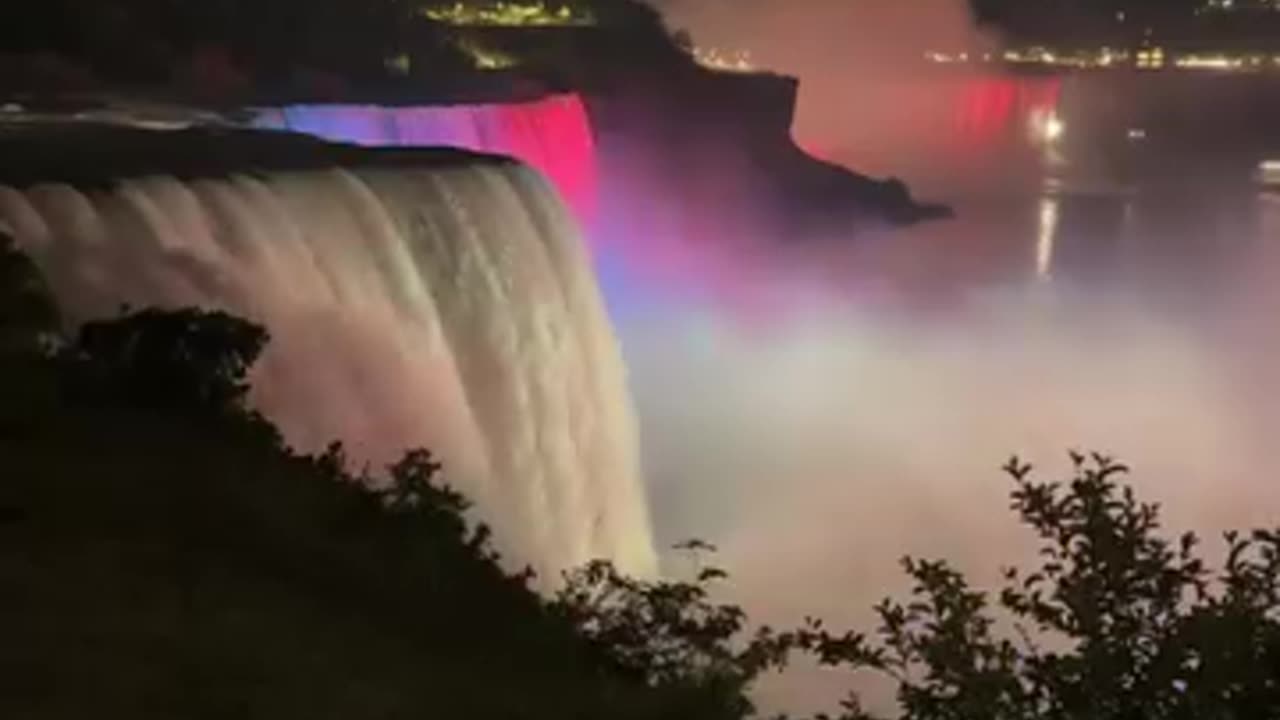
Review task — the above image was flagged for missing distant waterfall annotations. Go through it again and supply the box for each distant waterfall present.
[251,95,598,223]
[0,152,654,579]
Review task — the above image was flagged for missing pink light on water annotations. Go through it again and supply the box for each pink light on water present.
[955,75,1062,149]
[794,71,1062,192]
[252,94,598,222]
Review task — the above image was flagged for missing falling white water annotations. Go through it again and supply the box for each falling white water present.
[0,157,655,580]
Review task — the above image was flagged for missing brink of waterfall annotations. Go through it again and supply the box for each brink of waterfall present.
[0,123,656,580]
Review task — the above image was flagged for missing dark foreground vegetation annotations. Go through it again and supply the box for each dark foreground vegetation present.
[4,230,1280,719]
[0,232,789,719]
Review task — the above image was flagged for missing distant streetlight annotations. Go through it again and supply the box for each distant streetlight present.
[1044,115,1066,142]
[1029,109,1066,146]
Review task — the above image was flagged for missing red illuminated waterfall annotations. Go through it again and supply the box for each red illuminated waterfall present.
[955,76,1062,146]
[252,94,598,221]
[795,72,1063,185]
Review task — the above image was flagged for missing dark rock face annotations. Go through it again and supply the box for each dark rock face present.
[436,20,949,234]
[584,65,948,243]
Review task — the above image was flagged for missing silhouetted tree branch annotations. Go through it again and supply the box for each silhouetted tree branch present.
[798,453,1280,720]
[61,306,267,416]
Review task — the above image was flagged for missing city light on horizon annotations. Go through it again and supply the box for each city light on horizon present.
[926,45,1280,73]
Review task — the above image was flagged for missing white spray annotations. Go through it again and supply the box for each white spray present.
[0,159,656,581]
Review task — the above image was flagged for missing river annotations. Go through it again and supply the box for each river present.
[598,68,1280,715]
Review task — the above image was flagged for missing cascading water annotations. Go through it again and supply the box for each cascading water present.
[250,95,598,222]
[0,135,654,580]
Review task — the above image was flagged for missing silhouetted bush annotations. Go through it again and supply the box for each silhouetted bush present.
[797,454,1280,719]
[0,231,59,356]
[554,552,793,719]
[62,307,267,415]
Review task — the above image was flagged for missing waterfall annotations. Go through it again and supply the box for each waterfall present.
[250,95,598,223]
[0,142,655,580]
